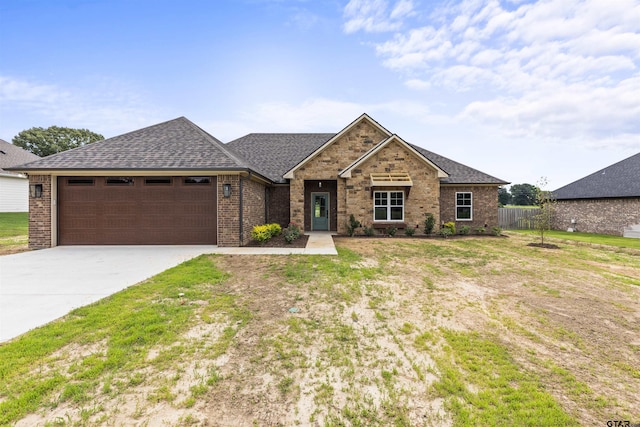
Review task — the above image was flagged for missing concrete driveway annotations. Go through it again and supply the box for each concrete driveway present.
[0,245,216,342]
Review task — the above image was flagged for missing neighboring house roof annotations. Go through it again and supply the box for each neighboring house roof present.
[554,152,640,200]
[0,139,40,177]
[227,133,334,183]
[9,117,251,172]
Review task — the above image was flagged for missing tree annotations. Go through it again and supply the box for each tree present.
[510,183,537,206]
[498,187,511,206]
[533,177,555,246]
[12,126,104,157]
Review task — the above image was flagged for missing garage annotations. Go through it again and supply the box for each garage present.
[58,176,217,245]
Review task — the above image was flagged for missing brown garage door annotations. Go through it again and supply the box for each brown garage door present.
[58,176,217,245]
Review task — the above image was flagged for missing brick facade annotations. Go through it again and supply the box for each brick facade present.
[439,186,499,229]
[552,198,640,236]
[267,185,290,227]
[290,119,387,232]
[217,175,267,246]
[347,140,441,233]
[241,178,266,245]
[28,175,52,249]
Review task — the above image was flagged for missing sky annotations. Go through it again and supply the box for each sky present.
[0,0,638,190]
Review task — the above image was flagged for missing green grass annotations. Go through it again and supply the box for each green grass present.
[511,229,640,249]
[0,255,248,425]
[0,212,28,237]
[432,330,577,426]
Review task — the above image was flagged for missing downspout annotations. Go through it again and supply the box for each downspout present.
[239,177,244,245]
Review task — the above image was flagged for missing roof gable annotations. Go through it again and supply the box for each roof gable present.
[10,117,250,171]
[282,113,391,179]
[554,152,640,199]
[339,134,448,178]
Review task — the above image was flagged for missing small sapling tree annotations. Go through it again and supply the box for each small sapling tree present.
[533,177,555,246]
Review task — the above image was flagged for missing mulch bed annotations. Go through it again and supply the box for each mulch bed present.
[245,234,309,248]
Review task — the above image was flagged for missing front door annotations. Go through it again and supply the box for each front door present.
[311,193,329,230]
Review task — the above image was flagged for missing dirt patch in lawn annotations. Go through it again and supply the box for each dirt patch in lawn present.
[9,234,640,426]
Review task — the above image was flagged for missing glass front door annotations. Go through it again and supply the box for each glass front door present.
[311,193,329,231]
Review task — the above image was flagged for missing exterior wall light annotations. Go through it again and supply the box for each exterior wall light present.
[223,183,231,198]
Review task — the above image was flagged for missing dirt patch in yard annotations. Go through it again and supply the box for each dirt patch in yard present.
[9,234,640,426]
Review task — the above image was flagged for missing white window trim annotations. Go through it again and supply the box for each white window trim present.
[455,192,473,221]
[373,191,405,222]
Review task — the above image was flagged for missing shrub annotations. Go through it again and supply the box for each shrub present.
[268,223,282,236]
[283,222,301,243]
[491,226,502,236]
[424,213,436,234]
[438,228,453,238]
[443,221,456,235]
[387,226,398,237]
[363,225,375,237]
[404,227,416,236]
[346,214,361,237]
[459,225,470,235]
[474,227,486,234]
[251,225,272,244]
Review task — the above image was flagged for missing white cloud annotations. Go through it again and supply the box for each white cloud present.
[349,0,640,151]
[343,0,415,33]
[0,75,163,138]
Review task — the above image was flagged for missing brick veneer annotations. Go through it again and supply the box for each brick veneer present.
[28,175,52,249]
[552,198,640,236]
[290,119,388,233]
[267,185,290,227]
[241,178,266,245]
[217,175,267,246]
[439,186,499,229]
[347,140,441,233]
[290,121,450,234]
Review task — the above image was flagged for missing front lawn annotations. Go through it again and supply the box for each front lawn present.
[511,229,640,249]
[0,212,28,254]
[1,235,639,425]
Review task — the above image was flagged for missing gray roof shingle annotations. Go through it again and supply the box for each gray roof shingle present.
[553,152,640,199]
[8,116,508,186]
[226,133,334,183]
[410,144,509,185]
[10,117,249,171]
[0,139,40,176]
[227,133,508,185]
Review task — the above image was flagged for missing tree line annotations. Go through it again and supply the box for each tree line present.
[499,183,539,206]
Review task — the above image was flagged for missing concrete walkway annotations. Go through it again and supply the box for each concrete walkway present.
[0,233,337,342]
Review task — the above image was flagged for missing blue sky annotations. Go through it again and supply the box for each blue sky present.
[1,0,638,189]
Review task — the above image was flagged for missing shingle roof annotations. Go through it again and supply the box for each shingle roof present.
[0,139,40,176]
[7,116,508,186]
[410,144,509,185]
[10,117,249,171]
[226,132,507,185]
[226,133,334,183]
[553,152,640,199]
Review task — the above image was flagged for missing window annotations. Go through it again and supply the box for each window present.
[184,177,211,184]
[105,177,134,185]
[374,191,404,221]
[456,192,472,220]
[67,178,94,186]
[144,177,172,185]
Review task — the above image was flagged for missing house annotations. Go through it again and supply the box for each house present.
[0,139,40,212]
[552,152,640,237]
[9,114,508,249]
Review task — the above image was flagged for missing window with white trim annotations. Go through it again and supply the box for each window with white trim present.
[456,192,472,220]
[374,191,404,221]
